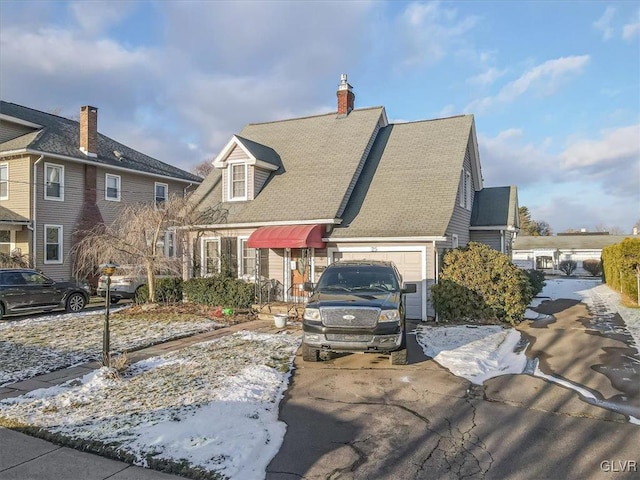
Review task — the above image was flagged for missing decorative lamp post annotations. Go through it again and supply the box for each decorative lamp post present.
[100,262,118,367]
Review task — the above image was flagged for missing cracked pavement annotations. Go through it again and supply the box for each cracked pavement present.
[267,314,640,480]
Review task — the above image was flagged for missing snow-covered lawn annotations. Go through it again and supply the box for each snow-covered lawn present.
[0,330,301,479]
[0,307,224,386]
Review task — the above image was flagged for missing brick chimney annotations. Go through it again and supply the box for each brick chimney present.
[79,105,98,157]
[337,74,355,115]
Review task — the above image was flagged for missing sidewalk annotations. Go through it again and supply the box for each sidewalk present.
[0,318,277,480]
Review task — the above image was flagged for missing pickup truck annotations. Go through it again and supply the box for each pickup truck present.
[301,260,416,365]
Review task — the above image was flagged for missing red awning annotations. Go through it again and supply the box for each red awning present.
[247,225,325,249]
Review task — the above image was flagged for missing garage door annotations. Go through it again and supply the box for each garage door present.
[332,250,423,320]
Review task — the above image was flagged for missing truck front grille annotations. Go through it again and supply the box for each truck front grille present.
[321,307,380,328]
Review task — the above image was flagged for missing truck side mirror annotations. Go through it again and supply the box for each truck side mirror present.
[402,283,417,294]
[303,281,315,292]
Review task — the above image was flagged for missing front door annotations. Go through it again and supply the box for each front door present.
[290,248,311,302]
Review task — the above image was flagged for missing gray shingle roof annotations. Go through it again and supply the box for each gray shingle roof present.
[471,186,519,228]
[190,107,385,222]
[0,101,202,183]
[513,234,632,250]
[0,205,29,224]
[331,115,474,238]
[235,135,282,170]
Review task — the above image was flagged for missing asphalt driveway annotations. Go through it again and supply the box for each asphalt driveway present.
[267,307,640,479]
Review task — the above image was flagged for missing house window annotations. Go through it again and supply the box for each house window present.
[158,231,175,257]
[105,174,121,201]
[228,163,247,201]
[451,234,459,249]
[240,238,256,277]
[155,182,168,207]
[0,163,8,200]
[536,256,553,270]
[202,239,220,276]
[44,225,63,264]
[458,169,472,210]
[0,230,11,254]
[44,163,64,200]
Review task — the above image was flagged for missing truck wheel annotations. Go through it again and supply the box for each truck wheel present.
[302,344,320,362]
[0,303,4,320]
[390,348,407,365]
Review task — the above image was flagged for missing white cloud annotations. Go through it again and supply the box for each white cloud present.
[593,6,616,40]
[561,124,640,169]
[69,0,137,34]
[623,14,640,40]
[467,67,507,86]
[465,55,590,112]
[395,1,478,68]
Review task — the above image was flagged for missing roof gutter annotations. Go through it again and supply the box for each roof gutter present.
[30,155,44,269]
[325,236,447,242]
[0,148,201,185]
[180,218,342,231]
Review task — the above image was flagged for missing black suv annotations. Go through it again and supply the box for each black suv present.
[0,269,89,320]
[302,260,417,365]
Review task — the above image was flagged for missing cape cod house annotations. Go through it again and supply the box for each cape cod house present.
[0,101,202,280]
[185,75,519,320]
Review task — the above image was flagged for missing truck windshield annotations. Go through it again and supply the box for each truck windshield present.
[316,266,399,292]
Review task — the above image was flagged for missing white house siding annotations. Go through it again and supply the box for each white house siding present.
[512,248,604,276]
[0,120,33,144]
[445,145,475,247]
[1,155,32,218]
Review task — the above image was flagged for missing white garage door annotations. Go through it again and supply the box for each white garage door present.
[332,250,424,320]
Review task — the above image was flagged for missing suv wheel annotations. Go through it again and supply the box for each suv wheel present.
[110,297,120,304]
[66,293,87,313]
[302,343,320,362]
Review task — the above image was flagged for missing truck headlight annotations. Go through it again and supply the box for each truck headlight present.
[303,308,321,321]
[379,309,400,322]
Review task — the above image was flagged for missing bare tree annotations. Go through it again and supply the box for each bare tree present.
[72,196,227,302]
[192,159,213,178]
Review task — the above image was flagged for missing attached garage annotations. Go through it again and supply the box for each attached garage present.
[329,247,427,320]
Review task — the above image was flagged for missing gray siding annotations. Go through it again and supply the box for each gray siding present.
[444,140,475,247]
[254,167,270,197]
[0,119,34,144]
[470,231,502,252]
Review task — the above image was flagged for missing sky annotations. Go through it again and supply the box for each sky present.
[1,0,638,234]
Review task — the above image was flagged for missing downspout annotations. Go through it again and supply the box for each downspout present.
[500,229,505,253]
[433,240,439,323]
[29,155,45,269]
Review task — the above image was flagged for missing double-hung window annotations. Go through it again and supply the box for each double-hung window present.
[105,174,121,201]
[44,225,63,264]
[202,238,220,276]
[0,163,8,200]
[0,230,11,254]
[155,182,168,207]
[45,163,64,200]
[239,238,257,277]
[228,163,247,201]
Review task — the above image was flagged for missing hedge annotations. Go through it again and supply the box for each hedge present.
[431,242,534,323]
[602,237,640,303]
[182,275,255,308]
[135,277,183,304]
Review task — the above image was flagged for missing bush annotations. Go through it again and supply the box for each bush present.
[559,260,577,276]
[136,277,183,304]
[582,259,603,277]
[524,269,546,296]
[431,242,533,324]
[602,237,640,302]
[183,275,255,308]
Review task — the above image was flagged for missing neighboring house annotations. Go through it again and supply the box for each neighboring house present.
[185,75,519,320]
[0,101,202,280]
[512,232,634,275]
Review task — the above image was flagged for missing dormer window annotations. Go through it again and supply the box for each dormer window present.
[228,162,248,201]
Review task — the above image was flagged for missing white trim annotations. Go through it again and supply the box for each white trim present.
[44,162,64,201]
[238,236,257,278]
[105,173,121,201]
[212,135,279,171]
[183,219,340,230]
[155,181,168,206]
[0,162,8,200]
[43,224,63,264]
[327,245,428,320]
[0,149,201,185]
[200,237,221,277]
[325,236,446,243]
[227,163,248,201]
[0,114,42,128]
[469,225,517,231]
